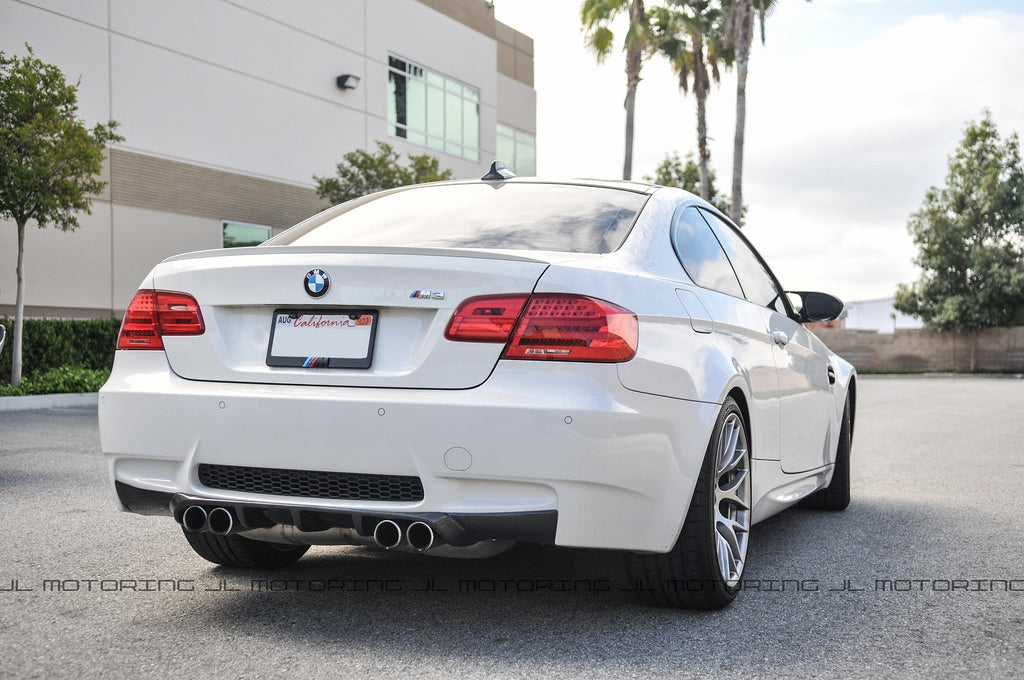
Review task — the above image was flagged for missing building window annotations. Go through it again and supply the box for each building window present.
[388,55,480,162]
[222,220,271,248]
[497,124,536,176]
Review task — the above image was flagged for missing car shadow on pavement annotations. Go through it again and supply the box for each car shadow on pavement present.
[168,496,1016,670]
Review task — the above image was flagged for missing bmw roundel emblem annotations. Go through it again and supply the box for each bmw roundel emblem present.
[304,269,330,297]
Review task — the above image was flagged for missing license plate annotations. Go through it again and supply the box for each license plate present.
[266,309,377,368]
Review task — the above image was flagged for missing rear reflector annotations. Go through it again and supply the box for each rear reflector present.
[447,293,637,363]
[117,290,205,350]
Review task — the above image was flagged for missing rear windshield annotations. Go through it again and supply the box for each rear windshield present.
[272,183,649,254]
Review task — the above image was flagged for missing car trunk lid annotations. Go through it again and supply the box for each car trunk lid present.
[149,246,550,389]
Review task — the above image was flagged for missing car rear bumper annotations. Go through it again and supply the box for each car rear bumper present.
[99,352,719,552]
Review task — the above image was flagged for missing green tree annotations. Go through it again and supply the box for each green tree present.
[650,0,732,201]
[895,112,1024,370]
[581,0,650,181]
[314,140,452,204]
[644,150,732,214]
[0,45,122,386]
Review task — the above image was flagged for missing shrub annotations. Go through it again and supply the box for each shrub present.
[0,366,110,396]
[0,316,120,387]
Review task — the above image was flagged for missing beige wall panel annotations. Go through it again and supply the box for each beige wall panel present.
[210,0,366,54]
[111,206,220,309]
[515,50,534,87]
[0,206,113,313]
[497,75,537,134]
[497,42,516,79]
[477,103,498,171]
[361,56,391,129]
[0,0,111,123]
[111,0,365,103]
[109,150,328,230]
[109,36,367,184]
[513,30,534,57]
[415,0,495,37]
[495,22,516,46]
[495,21,534,86]
[12,0,108,28]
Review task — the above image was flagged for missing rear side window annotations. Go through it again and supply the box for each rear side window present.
[671,207,744,298]
[273,183,649,254]
[698,208,782,307]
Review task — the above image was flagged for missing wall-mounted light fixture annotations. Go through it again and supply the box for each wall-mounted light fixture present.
[336,74,360,90]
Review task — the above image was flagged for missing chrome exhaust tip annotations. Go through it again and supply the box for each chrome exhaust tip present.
[406,521,435,552]
[207,507,235,535]
[373,520,402,549]
[181,505,208,533]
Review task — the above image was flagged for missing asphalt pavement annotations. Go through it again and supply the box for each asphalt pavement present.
[0,376,1021,679]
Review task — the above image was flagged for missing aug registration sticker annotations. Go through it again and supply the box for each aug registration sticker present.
[266,310,377,369]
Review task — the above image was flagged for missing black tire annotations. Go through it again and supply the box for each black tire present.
[183,529,309,569]
[625,397,751,610]
[799,394,852,511]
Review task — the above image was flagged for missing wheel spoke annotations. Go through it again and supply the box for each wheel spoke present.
[712,411,751,585]
[715,511,749,583]
[716,516,742,558]
[717,533,734,581]
[716,420,742,476]
[715,468,750,510]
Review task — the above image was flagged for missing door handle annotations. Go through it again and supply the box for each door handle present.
[771,330,789,347]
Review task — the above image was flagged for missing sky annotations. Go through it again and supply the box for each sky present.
[492,0,1024,303]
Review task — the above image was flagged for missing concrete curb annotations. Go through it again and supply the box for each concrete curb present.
[0,393,99,412]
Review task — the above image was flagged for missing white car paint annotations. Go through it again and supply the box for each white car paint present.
[99,179,855,579]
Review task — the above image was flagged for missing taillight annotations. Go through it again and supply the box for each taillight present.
[117,290,205,350]
[505,294,637,362]
[446,293,637,363]
[445,294,530,342]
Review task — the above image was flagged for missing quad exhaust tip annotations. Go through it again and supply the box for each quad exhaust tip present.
[181,505,235,535]
[373,520,437,551]
[207,507,235,535]
[182,505,208,533]
[406,521,435,552]
[183,509,433,550]
[372,520,402,549]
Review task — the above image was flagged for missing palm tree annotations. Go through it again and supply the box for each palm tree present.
[722,0,772,225]
[581,0,649,180]
[650,0,732,201]
[724,1,809,226]
[723,0,758,225]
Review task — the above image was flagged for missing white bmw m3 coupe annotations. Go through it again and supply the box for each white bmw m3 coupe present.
[99,165,855,610]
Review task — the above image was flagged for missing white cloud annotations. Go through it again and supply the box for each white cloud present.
[494,3,1024,302]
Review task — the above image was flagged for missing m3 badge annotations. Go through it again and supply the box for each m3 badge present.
[410,290,445,300]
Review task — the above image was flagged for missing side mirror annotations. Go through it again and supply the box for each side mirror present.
[0,324,6,356]
[787,291,845,323]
